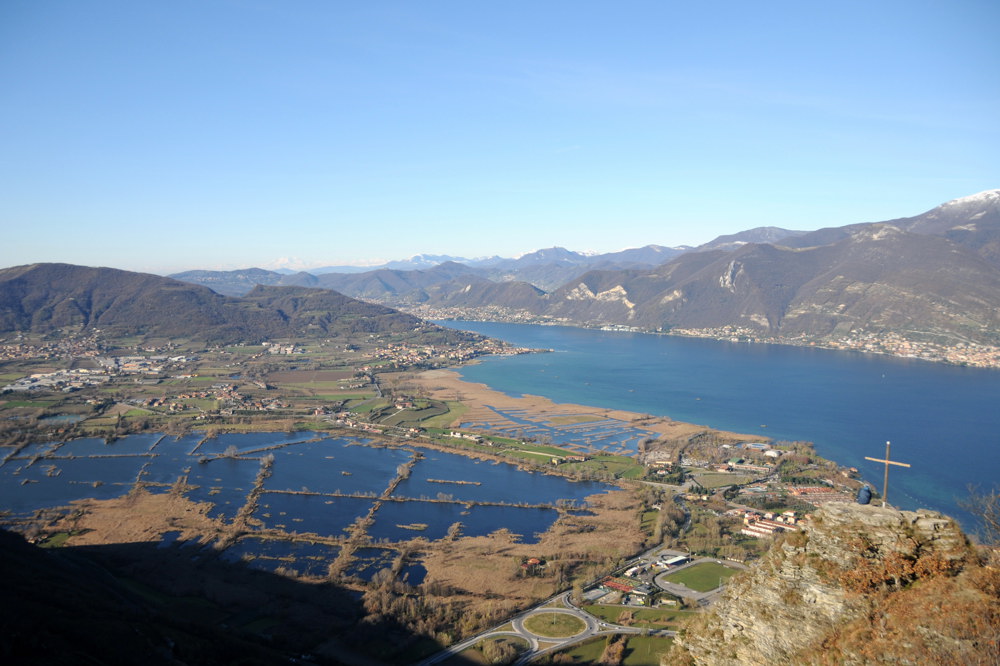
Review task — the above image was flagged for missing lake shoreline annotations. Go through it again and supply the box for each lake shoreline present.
[407,367,759,444]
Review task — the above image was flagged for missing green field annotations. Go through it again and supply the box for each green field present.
[381,403,449,427]
[348,400,390,414]
[690,471,754,489]
[1,399,57,409]
[282,381,349,391]
[563,455,645,479]
[188,376,222,384]
[522,612,586,638]
[543,635,673,665]
[639,509,659,535]
[520,443,578,457]
[123,409,154,418]
[418,401,466,429]
[663,562,739,592]
[582,605,694,628]
[503,450,558,463]
[309,393,372,402]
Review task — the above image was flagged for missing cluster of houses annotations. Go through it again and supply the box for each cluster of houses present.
[588,553,692,606]
[263,342,302,355]
[2,368,110,393]
[0,335,103,362]
[2,352,203,393]
[789,485,856,504]
[449,430,485,443]
[739,510,802,538]
[598,576,656,604]
[365,338,528,369]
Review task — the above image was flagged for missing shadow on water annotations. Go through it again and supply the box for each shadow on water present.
[0,528,480,666]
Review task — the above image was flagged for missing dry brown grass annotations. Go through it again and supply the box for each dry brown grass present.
[408,368,734,441]
[50,489,229,546]
[416,489,646,614]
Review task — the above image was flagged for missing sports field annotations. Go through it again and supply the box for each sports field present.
[662,562,739,592]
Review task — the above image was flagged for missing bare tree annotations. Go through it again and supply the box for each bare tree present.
[959,485,1000,545]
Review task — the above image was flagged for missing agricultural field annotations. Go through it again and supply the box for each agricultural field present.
[562,455,646,479]
[689,470,755,489]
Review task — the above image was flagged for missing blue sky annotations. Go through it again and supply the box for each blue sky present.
[2,1,998,274]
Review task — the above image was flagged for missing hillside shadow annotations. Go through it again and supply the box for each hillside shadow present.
[0,529,478,666]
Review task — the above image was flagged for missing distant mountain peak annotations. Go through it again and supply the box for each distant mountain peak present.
[943,189,1000,207]
[925,189,1000,219]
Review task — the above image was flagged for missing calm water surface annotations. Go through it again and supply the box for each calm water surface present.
[441,322,1000,531]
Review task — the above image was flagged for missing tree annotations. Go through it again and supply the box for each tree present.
[482,638,518,665]
[959,485,1000,545]
[599,634,626,665]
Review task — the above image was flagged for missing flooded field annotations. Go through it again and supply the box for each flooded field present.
[1,431,613,585]
[461,406,656,455]
[254,492,375,536]
[221,536,342,577]
[394,448,605,505]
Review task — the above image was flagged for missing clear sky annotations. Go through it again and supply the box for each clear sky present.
[2,1,998,274]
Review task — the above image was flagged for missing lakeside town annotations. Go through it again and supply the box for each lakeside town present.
[402,304,1000,368]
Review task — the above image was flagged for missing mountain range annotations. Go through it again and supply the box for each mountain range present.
[0,263,463,344]
[169,190,1000,348]
[171,243,699,296]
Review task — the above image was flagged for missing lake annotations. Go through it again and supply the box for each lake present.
[440,321,1000,532]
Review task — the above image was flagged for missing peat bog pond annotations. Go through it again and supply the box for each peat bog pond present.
[1,432,612,581]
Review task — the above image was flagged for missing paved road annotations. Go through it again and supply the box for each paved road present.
[415,590,676,666]
[413,505,751,664]
[414,541,694,666]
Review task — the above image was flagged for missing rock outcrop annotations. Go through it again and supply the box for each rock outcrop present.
[676,502,999,665]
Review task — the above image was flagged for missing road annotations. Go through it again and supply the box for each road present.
[413,500,750,664]
[414,589,676,666]
[414,541,705,665]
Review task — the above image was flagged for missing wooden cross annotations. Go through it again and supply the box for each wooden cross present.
[864,440,911,507]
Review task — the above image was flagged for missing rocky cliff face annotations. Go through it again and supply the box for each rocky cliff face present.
[676,503,999,665]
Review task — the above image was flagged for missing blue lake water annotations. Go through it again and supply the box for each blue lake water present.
[264,438,413,495]
[254,492,376,537]
[221,536,341,577]
[440,321,1000,531]
[2,427,615,589]
[55,434,162,456]
[0,461,130,514]
[394,449,606,505]
[368,499,559,544]
[194,431,317,455]
[344,547,399,581]
[185,457,260,521]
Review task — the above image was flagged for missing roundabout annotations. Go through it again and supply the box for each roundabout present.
[520,611,588,638]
